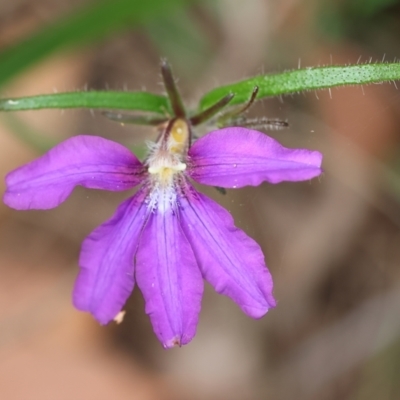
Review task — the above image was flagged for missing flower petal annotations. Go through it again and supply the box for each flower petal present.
[188,127,322,188]
[136,188,203,348]
[4,135,144,210]
[179,188,275,318]
[73,189,150,324]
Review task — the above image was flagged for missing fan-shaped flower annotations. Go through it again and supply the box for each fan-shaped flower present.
[3,61,323,347]
[3,118,322,348]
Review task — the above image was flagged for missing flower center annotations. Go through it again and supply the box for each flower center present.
[148,163,186,179]
[147,118,190,187]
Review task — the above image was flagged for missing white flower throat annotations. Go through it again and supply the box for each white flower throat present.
[147,118,190,187]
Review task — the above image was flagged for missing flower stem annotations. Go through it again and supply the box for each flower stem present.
[199,63,400,110]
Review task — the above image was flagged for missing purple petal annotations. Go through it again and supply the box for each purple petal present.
[73,189,150,324]
[188,127,322,188]
[136,189,203,349]
[179,188,275,318]
[4,135,144,210]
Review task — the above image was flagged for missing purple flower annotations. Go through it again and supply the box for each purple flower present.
[3,118,322,348]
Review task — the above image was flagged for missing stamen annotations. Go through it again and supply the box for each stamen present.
[148,163,187,175]
[169,118,190,153]
[148,166,161,174]
[175,163,187,171]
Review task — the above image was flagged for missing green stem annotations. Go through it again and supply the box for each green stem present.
[199,63,400,110]
[0,91,170,114]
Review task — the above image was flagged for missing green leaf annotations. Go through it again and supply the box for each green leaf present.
[0,91,170,114]
[199,63,400,111]
[0,0,193,87]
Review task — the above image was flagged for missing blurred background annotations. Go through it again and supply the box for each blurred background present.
[1,0,400,399]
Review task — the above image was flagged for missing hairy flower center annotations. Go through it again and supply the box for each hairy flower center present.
[147,118,190,187]
[148,163,186,179]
